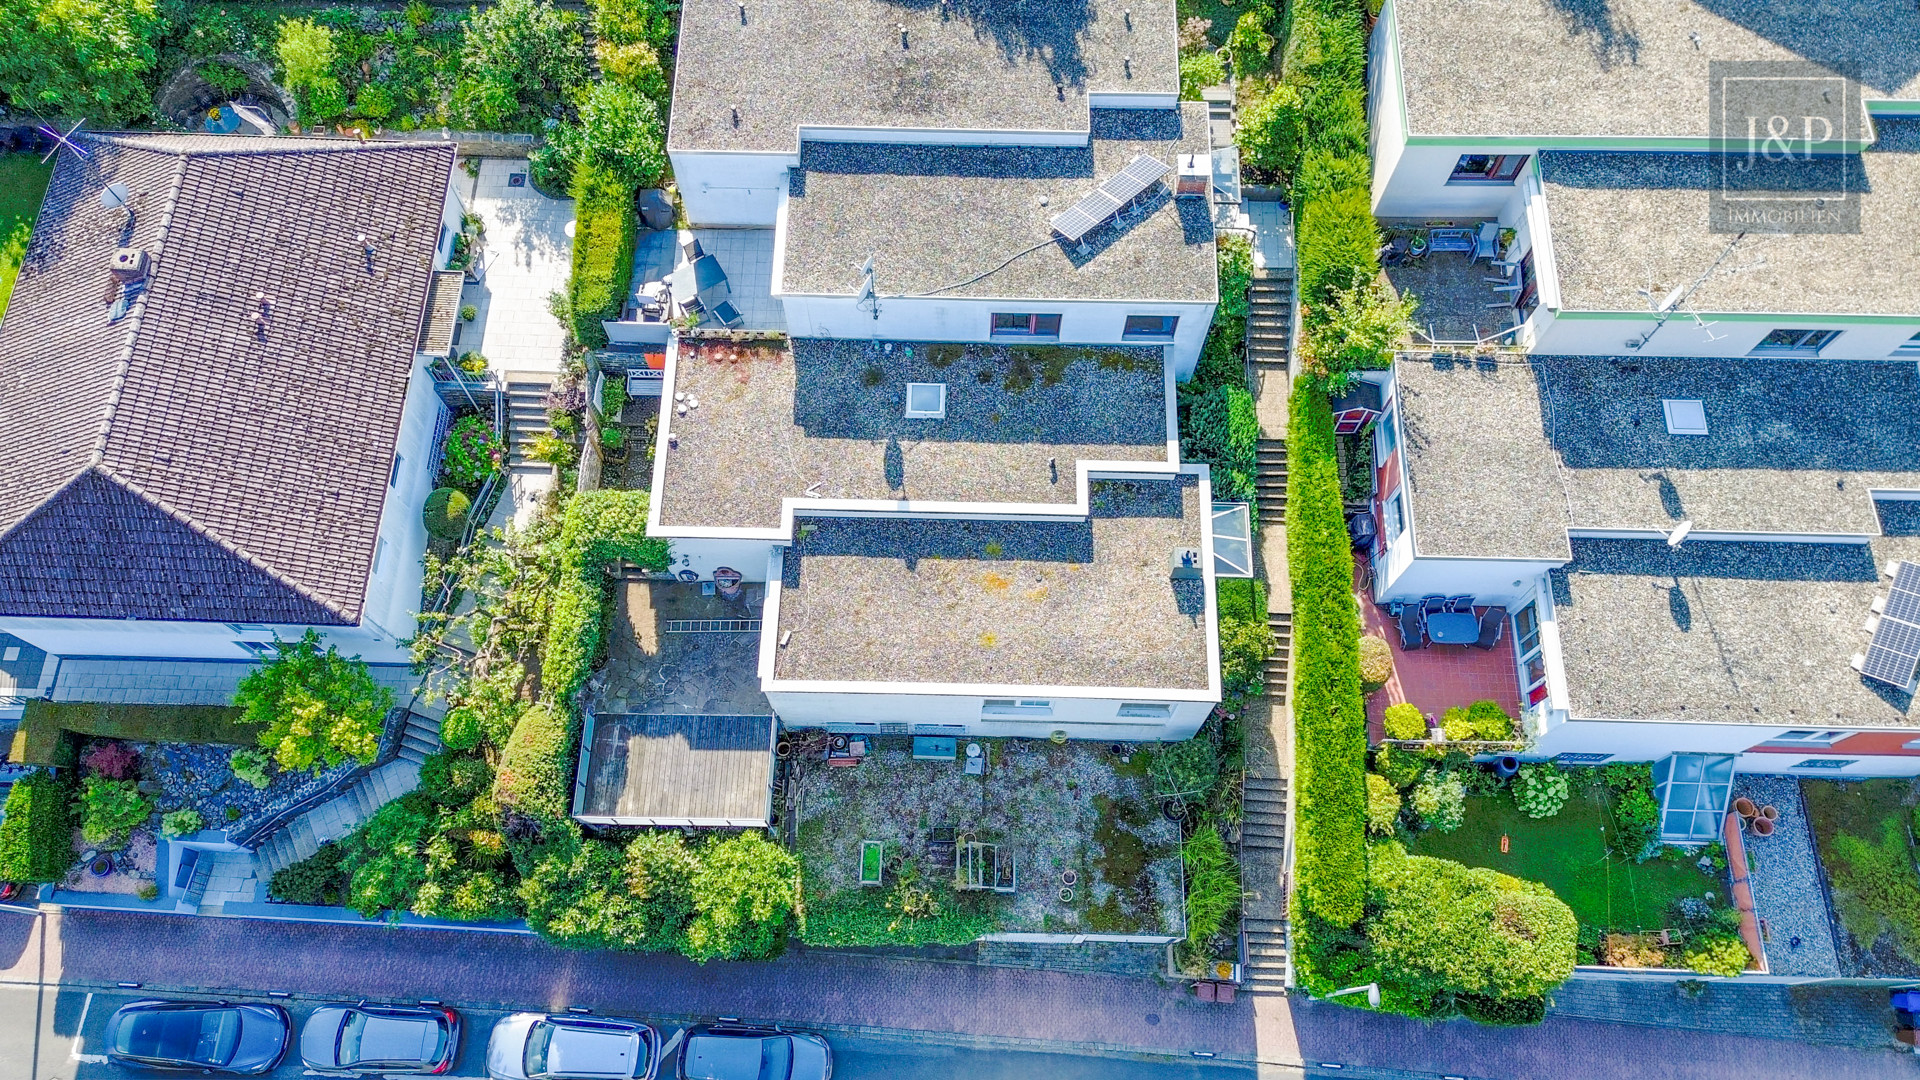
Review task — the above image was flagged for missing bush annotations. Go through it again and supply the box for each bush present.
[302,77,350,124]
[1357,635,1392,691]
[1603,765,1659,858]
[524,828,696,951]
[1188,236,1252,393]
[540,489,671,700]
[589,0,677,50]
[160,809,204,838]
[683,832,803,962]
[1219,614,1273,701]
[1179,50,1225,101]
[1467,700,1514,741]
[1513,765,1571,820]
[234,631,392,772]
[79,776,151,847]
[1300,277,1415,382]
[1182,384,1259,502]
[461,0,588,126]
[439,663,526,752]
[0,771,74,882]
[1369,842,1577,1004]
[275,17,335,91]
[1411,772,1465,833]
[269,840,349,905]
[1373,744,1425,790]
[1365,773,1402,836]
[575,80,669,189]
[0,0,161,124]
[229,748,272,790]
[441,415,504,487]
[81,741,139,780]
[803,876,996,947]
[566,165,641,349]
[355,82,398,122]
[1457,994,1548,1026]
[423,488,473,542]
[1183,825,1242,944]
[1440,706,1475,742]
[1295,183,1378,319]
[341,793,434,917]
[419,750,495,808]
[493,705,574,822]
[1682,931,1752,977]
[1382,702,1426,741]
[1148,736,1220,802]
[1237,84,1304,185]
[1225,6,1277,78]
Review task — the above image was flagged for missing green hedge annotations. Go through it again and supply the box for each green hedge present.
[494,703,574,821]
[0,770,74,883]
[1286,380,1367,929]
[12,699,254,765]
[566,164,640,349]
[1181,384,1259,502]
[539,488,672,702]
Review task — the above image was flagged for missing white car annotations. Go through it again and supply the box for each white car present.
[487,1013,660,1080]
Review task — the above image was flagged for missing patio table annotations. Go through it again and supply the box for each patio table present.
[1425,611,1479,644]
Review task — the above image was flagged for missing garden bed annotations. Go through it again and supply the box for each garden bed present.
[1802,776,1920,977]
[794,739,1183,945]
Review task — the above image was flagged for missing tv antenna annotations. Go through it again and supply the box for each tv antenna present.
[1627,233,1747,350]
[37,118,90,164]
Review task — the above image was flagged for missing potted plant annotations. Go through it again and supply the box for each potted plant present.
[460,304,477,323]
[1408,230,1430,258]
[859,841,884,887]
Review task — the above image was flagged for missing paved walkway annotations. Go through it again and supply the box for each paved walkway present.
[459,158,573,375]
[49,659,419,706]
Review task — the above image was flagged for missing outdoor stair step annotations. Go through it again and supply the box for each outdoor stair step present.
[1244,963,1291,977]
[1243,786,1288,803]
[1244,917,1287,931]
[1240,834,1288,851]
[1247,944,1291,960]
[402,732,439,755]
[1243,809,1288,825]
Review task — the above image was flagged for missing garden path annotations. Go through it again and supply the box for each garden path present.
[1732,774,1841,977]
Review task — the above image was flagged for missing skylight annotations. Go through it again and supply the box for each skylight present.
[904,383,946,419]
[1662,399,1707,436]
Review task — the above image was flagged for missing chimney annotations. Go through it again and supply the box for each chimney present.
[109,247,150,282]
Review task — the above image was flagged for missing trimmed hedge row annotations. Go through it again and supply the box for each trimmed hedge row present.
[566,164,640,350]
[0,769,74,883]
[539,488,672,703]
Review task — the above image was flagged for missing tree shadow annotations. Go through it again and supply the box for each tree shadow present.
[880,0,1096,89]
[1545,0,1641,70]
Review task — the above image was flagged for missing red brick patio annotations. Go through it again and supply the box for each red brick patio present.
[1358,576,1523,743]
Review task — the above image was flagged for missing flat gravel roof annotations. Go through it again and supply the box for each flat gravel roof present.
[1395,354,1920,555]
[1394,0,1920,138]
[669,0,1177,153]
[1540,122,1920,316]
[1552,536,1920,727]
[656,337,1171,531]
[772,475,1209,689]
[779,105,1216,302]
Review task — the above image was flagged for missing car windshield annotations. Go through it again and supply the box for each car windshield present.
[759,1036,792,1080]
[115,1008,241,1065]
[524,1021,555,1075]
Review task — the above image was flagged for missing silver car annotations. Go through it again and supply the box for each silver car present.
[678,1025,831,1080]
[487,1013,660,1080]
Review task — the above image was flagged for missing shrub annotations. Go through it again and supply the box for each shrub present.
[566,165,641,349]
[1357,635,1393,691]
[160,809,204,838]
[275,18,335,91]
[683,832,803,962]
[1411,772,1466,833]
[1300,277,1415,382]
[80,740,139,780]
[269,840,350,905]
[461,0,588,125]
[423,488,473,542]
[1189,237,1253,393]
[1182,384,1259,502]
[439,663,527,752]
[1183,825,1242,944]
[1238,84,1304,186]
[1295,183,1378,319]
[419,750,495,808]
[493,705,574,822]
[355,82,397,121]
[441,415,504,487]
[1513,765,1571,820]
[1467,700,1515,741]
[1457,994,1548,1026]
[1440,706,1475,742]
[1382,702,1426,741]
[1148,736,1220,802]
[525,828,695,951]
[1364,773,1402,836]
[540,489,671,700]
[1179,50,1225,101]
[234,631,392,772]
[1682,931,1752,977]
[229,747,272,790]
[1225,6,1276,78]
[1369,842,1577,1003]
[0,0,161,124]
[589,0,677,51]
[1604,765,1659,858]
[341,793,434,917]
[1373,744,1425,790]
[80,776,151,847]
[575,80,669,189]
[302,77,350,124]
[1219,614,1273,700]
[199,61,250,96]
[0,771,74,882]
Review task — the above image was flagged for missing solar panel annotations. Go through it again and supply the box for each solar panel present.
[1887,561,1920,623]
[1862,616,1920,687]
[1049,155,1170,242]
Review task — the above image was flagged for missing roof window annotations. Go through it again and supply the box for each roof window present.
[1662,399,1707,436]
[905,382,946,419]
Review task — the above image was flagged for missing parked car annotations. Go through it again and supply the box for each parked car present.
[678,1024,830,1080]
[299,1001,461,1075]
[103,999,291,1075]
[487,1012,660,1080]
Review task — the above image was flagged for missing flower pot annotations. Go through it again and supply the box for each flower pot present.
[1759,804,1779,822]
[1494,756,1521,779]
[1733,797,1756,820]
[1752,817,1775,837]
[1061,869,1078,887]
[1058,887,1074,904]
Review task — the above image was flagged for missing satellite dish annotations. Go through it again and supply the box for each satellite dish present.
[857,255,874,277]
[855,277,874,305]
[1656,284,1687,313]
[99,182,132,211]
[1667,521,1693,549]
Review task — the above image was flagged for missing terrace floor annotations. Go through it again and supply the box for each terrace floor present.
[457,158,573,374]
[629,228,785,333]
[1357,572,1522,742]
[1381,247,1522,346]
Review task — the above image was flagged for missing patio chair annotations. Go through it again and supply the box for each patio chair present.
[1397,604,1427,651]
[1470,605,1507,651]
[681,237,705,261]
[710,299,745,328]
[1446,594,1475,613]
[1474,221,1499,262]
[1420,595,1448,615]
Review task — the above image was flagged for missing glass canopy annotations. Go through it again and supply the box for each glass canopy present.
[1652,753,1736,843]
[1212,502,1253,578]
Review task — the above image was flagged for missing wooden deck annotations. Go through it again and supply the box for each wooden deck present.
[578,713,774,825]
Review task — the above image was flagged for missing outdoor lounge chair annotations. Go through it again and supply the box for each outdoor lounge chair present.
[1397,604,1427,650]
[1474,221,1499,262]
[1470,605,1507,651]
[681,237,704,261]
[709,299,745,328]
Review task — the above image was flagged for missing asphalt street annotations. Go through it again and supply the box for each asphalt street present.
[0,982,1251,1080]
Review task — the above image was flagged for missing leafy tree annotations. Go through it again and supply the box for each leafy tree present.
[1179,51,1225,102]
[1368,842,1577,1005]
[438,662,526,752]
[1365,773,1402,836]
[1236,84,1302,184]
[1301,276,1416,382]
[461,0,587,125]
[574,79,668,188]
[275,18,336,91]
[589,0,677,50]
[0,771,73,882]
[0,0,160,123]
[684,832,802,962]
[234,630,393,772]
[80,776,152,846]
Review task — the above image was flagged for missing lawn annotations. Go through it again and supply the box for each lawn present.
[1408,787,1720,934]
[1802,778,1920,972]
[0,153,54,318]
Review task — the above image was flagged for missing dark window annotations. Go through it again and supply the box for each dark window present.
[1554,753,1613,763]
[1118,702,1173,718]
[1122,314,1179,340]
[1382,493,1404,543]
[990,313,1061,337]
[1894,331,1920,355]
[1447,154,1529,184]
[1752,328,1840,355]
[390,455,404,487]
[1793,758,1855,769]
[1375,406,1397,463]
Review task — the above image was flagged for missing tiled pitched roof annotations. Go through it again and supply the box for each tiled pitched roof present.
[0,133,455,624]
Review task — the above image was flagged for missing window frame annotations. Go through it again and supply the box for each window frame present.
[389,454,405,487]
[1374,405,1398,466]
[1893,331,1920,356]
[1764,729,1849,746]
[1121,314,1179,341]
[1792,757,1856,769]
[1514,601,1548,706]
[903,382,947,419]
[1751,327,1841,355]
[983,698,1053,717]
[989,313,1062,339]
[1446,154,1530,185]
[1117,702,1173,719]
[1382,491,1405,544]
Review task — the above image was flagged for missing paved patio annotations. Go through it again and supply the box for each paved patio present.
[1357,575,1522,741]
[1382,247,1521,346]
[456,158,574,375]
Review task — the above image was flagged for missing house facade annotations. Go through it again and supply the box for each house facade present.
[0,134,464,682]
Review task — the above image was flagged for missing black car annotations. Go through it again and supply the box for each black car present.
[678,1025,830,1080]
[104,999,291,1075]
[299,1001,462,1075]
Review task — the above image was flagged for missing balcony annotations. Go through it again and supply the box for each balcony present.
[1357,571,1524,742]
[1379,223,1528,346]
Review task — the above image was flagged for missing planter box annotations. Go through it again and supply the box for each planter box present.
[859,840,884,887]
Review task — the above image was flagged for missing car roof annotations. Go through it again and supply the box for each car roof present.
[356,1014,439,1063]
[685,1032,776,1080]
[546,1022,642,1077]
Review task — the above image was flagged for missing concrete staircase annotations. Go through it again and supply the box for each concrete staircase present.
[1264,612,1293,705]
[1255,438,1287,527]
[504,374,555,472]
[1240,773,1291,994]
[1247,271,1294,372]
[255,712,444,879]
[1202,86,1236,149]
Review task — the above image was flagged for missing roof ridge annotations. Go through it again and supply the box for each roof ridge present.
[84,132,456,158]
[91,464,357,622]
[86,151,187,468]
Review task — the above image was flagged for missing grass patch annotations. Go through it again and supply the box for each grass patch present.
[11,700,256,765]
[0,154,54,318]
[1803,778,1920,966]
[1406,789,1718,934]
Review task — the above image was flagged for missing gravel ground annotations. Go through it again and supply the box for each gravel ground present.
[1733,774,1842,977]
[136,741,356,838]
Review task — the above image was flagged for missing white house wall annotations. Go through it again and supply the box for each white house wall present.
[1526,716,1920,777]
[777,294,1214,379]
[765,687,1210,741]
[1376,554,1567,610]
[360,356,445,649]
[662,538,778,583]
[1531,313,1920,360]
[670,149,796,227]
[1367,0,1407,209]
